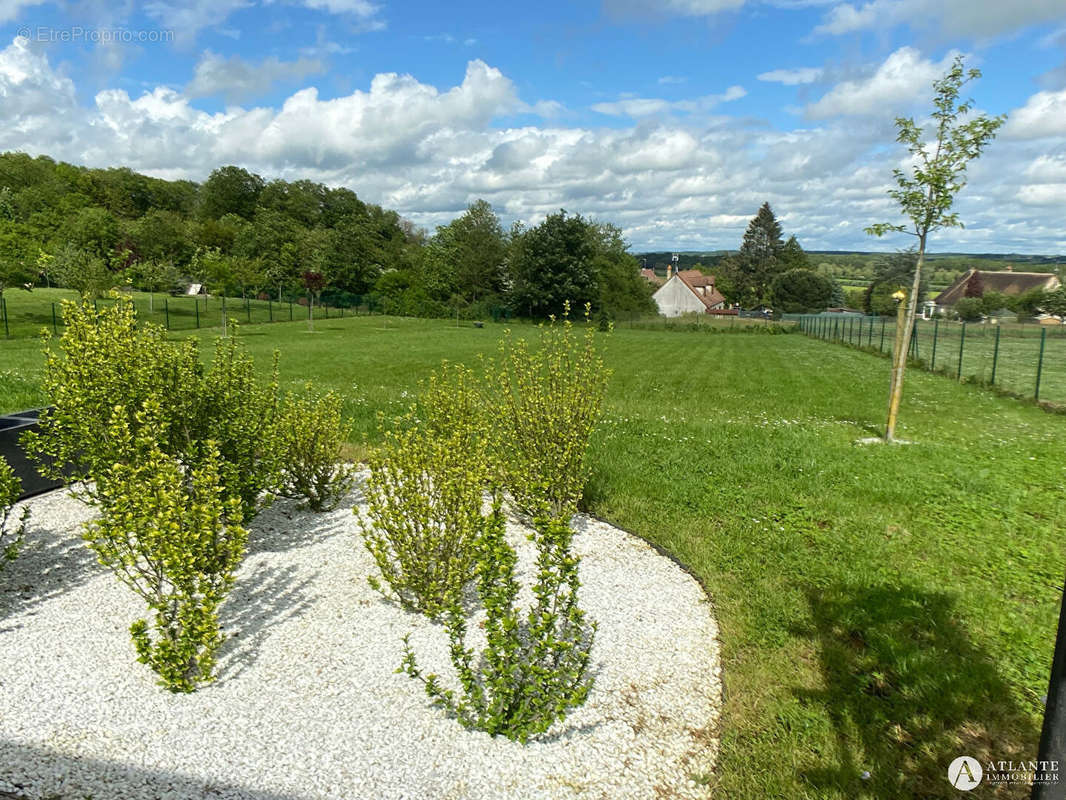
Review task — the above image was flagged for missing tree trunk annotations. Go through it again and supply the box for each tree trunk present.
[885,234,926,441]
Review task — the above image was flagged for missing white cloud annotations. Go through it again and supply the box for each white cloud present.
[1,37,1065,252]
[757,67,823,85]
[603,0,746,17]
[143,0,253,41]
[805,47,958,118]
[186,51,325,103]
[0,0,46,24]
[592,86,745,117]
[1003,89,1066,139]
[658,75,687,85]
[815,0,1066,38]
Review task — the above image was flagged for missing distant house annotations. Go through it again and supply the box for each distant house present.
[640,268,665,287]
[930,267,1060,316]
[652,268,731,317]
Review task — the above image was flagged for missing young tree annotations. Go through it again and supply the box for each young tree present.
[302,270,326,331]
[866,57,1004,441]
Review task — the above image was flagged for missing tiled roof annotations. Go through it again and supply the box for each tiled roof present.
[934,269,1060,306]
[676,272,726,309]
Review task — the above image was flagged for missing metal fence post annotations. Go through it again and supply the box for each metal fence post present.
[51,302,58,335]
[164,298,170,330]
[1,296,7,338]
[246,297,251,323]
[931,319,939,370]
[1036,327,1048,401]
[991,325,1001,385]
[880,319,886,353]
[910,321,919,361]
[269,300,273,323]
[195,299,200,329]
[290,302,293,321]
[957,322,967,380]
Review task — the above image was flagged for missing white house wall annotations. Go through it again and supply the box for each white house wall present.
[653,276,705,317]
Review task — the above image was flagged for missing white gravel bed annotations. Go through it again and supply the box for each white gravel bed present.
[0,479,722,800]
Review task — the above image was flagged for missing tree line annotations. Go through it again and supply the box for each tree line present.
[0,153,655,321]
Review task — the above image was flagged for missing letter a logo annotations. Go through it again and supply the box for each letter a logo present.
[948,756,983,791]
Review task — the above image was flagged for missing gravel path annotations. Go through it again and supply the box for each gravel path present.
[0,480,722,800]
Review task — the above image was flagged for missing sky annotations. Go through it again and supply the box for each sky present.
[1,1,1065,253]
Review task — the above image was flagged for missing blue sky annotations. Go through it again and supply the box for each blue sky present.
[1,0,1065,252]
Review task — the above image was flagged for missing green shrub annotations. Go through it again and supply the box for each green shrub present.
[276,385,356,511]
[489,303,611,519]
[401,509,596,743]
[83,402,248,692]
[23,295,279,520]
[955,297,984,322]
[0,456,28,570]
[358,363,488,618]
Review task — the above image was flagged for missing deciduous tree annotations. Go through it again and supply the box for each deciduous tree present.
[866,56,1004,441]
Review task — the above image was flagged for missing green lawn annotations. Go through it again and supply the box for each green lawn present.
[3,313,1064,799]
[799,314,1066,407]
[0,287,359,340]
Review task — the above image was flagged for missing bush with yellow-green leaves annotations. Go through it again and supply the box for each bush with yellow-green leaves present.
[489,302,611,520]
[0,456,28,572]
[23,295,279,521]
[84,402,248,692]
[384,315,608,741]
[276,385,356,512]
[401,508,596,742]
[358,363,488,618]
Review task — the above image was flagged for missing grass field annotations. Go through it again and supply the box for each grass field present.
[0,287,361,340]
[3,313,1065,799]
[799,314,1066,408]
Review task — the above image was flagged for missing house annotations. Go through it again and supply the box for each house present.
[652,267,730,317]
[930,267,1060,316]
[640,268,665,287]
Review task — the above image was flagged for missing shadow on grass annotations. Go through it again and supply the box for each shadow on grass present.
[0,740,301,799]
[796,582,1039,799]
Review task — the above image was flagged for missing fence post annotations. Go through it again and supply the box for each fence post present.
[246,297,251,323]
[269,300,273,323]
[1,296,7,338]
[195,299,200,329]
[931,319,939,370]
[1036,327,1048,401]
[290,302,294,321]
[910,321,919,361]
[164,298,170,330]
[880,318,886,353]
[957,322,967,380]
[51,302,58,335]
[990,325,1001,385]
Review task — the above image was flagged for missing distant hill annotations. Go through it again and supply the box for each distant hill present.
[635,250,1066,289]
